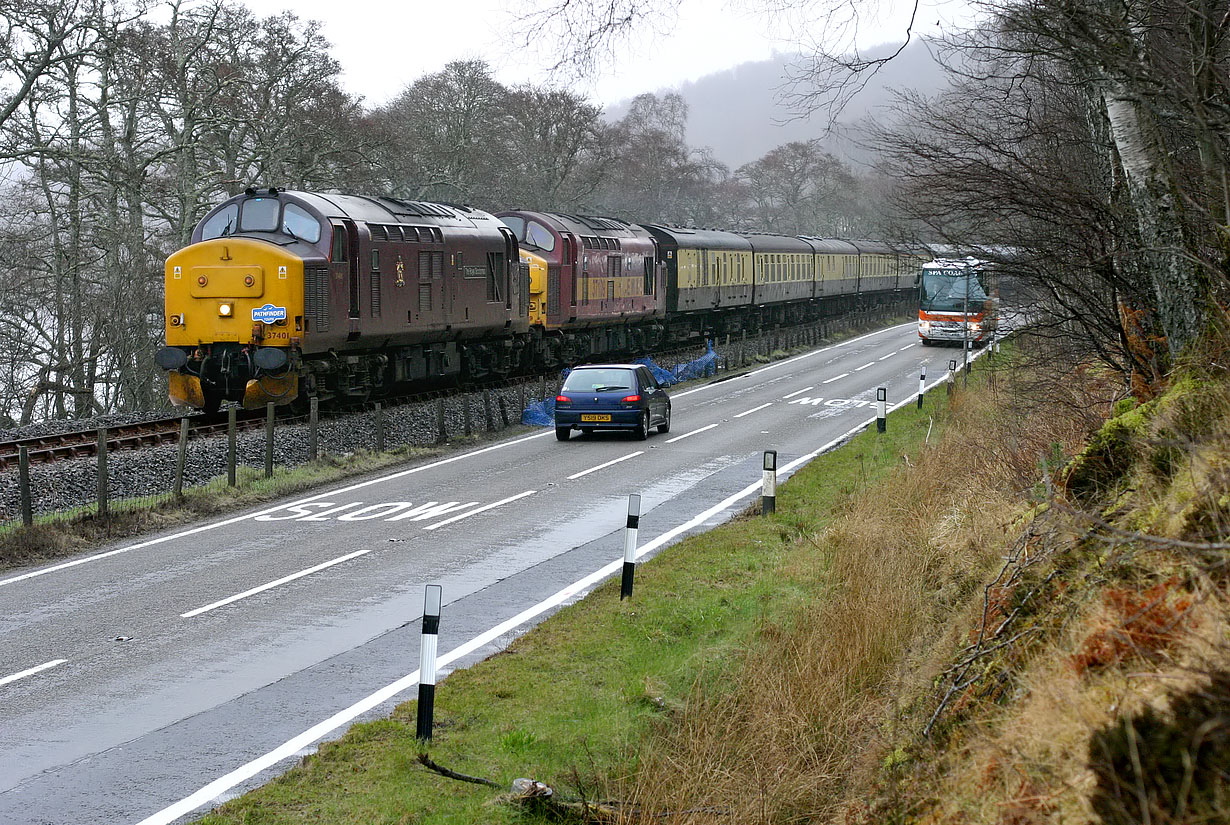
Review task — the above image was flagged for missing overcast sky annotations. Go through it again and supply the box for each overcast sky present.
[239,0,961,109]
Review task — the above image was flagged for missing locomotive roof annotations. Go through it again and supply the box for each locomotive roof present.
[270,190,502,228]
[504,210,646,238]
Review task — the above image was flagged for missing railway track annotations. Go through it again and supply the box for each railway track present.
[0,411,277,471]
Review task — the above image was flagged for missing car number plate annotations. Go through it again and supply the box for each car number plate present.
[580,414,611,422]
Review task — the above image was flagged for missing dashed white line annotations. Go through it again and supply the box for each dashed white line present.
[665,423,719,443]
[423,490,537,531]
[821,372,850,384]
[0,659,67,687]
[566,451,644,480]
[898,344,916,352]
[734,402,773,419]
[877,353,895,361]
[853,362,875,371]
[182,548,377,618]
[781,386,814,400]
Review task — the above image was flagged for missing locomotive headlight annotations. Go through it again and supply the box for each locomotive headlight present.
[218,302,234,317]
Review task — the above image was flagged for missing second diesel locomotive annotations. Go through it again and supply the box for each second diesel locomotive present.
[155,188,927,410]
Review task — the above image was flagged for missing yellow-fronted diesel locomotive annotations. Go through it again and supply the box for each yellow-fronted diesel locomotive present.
[156,188,928,410]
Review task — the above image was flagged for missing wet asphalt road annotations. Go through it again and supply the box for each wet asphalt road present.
[0,322,968,824]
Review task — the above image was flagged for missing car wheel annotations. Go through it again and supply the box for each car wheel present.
[920,338,933,347]
[657,406,671,434]
[634,411,649,440]
[555,426,570,441]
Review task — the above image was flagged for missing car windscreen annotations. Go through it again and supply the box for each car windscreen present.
[562,369,634,392]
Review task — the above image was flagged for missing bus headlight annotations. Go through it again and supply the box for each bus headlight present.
[919,321,931,332]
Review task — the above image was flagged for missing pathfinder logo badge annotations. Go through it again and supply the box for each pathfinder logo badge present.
[252,303,287,324]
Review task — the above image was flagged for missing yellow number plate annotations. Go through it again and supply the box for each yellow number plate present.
[580,414,611,422]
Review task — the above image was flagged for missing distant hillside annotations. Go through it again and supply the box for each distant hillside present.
[607,38,951,170]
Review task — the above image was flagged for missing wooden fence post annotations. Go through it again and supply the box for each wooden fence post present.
[264,403,275,478]
[227,407,237,486]
[97,428,110,519]
[173,418,188,499]
[18,446,32,526]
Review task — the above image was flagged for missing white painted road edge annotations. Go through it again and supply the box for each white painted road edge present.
[2,322,913,591]
[134,340,986,825]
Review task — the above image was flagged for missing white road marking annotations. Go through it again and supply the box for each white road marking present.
[877,352,895,361]
[781,386,813,400]
[821,372,849,384]
[137,341,996,825]
[566,451,644,480]
[898,344,916,352]
[733,403,772,419]
[669,322,915,398]
[853,362,875,371]
[0,430,555,589]
[181,548,378,618]
[665,424,718,444]
[0,659,66,687]
[422,490,537,531]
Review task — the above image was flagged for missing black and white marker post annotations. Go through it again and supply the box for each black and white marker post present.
[762,450,777,516]
[621,493,640,600]
[918,365,926,409]
[947,359,957,396]
[416,584,442,742]
[876,387,887,433]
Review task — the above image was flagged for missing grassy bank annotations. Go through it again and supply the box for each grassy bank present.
[194,344,1104,824]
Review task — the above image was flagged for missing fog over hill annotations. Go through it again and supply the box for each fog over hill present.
[607,39,951,170]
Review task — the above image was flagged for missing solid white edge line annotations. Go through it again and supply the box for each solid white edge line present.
[422,490,537,531]
[181,547,376,618]
[0,430,554,589]
[664,423,719,444]
[136,342,991,825]
[821,372,849,384]
[0,658,67,687]
[566,451,644,480]
[733,403,772,419]
[781,386,813,400]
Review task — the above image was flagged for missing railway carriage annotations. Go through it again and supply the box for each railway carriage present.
[641,225,753,336]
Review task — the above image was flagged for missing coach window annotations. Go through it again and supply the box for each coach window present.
[240,197,279,232]
[282,203,321,243]
[201,204,238,239]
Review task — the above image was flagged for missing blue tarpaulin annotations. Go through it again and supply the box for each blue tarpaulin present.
[521,342,719,427]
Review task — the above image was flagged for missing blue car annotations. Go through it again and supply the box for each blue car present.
[554,364,672,441]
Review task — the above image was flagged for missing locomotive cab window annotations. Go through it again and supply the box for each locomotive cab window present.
[239,197,279,232]
[201,204,238,239]
[282,203,321,243]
